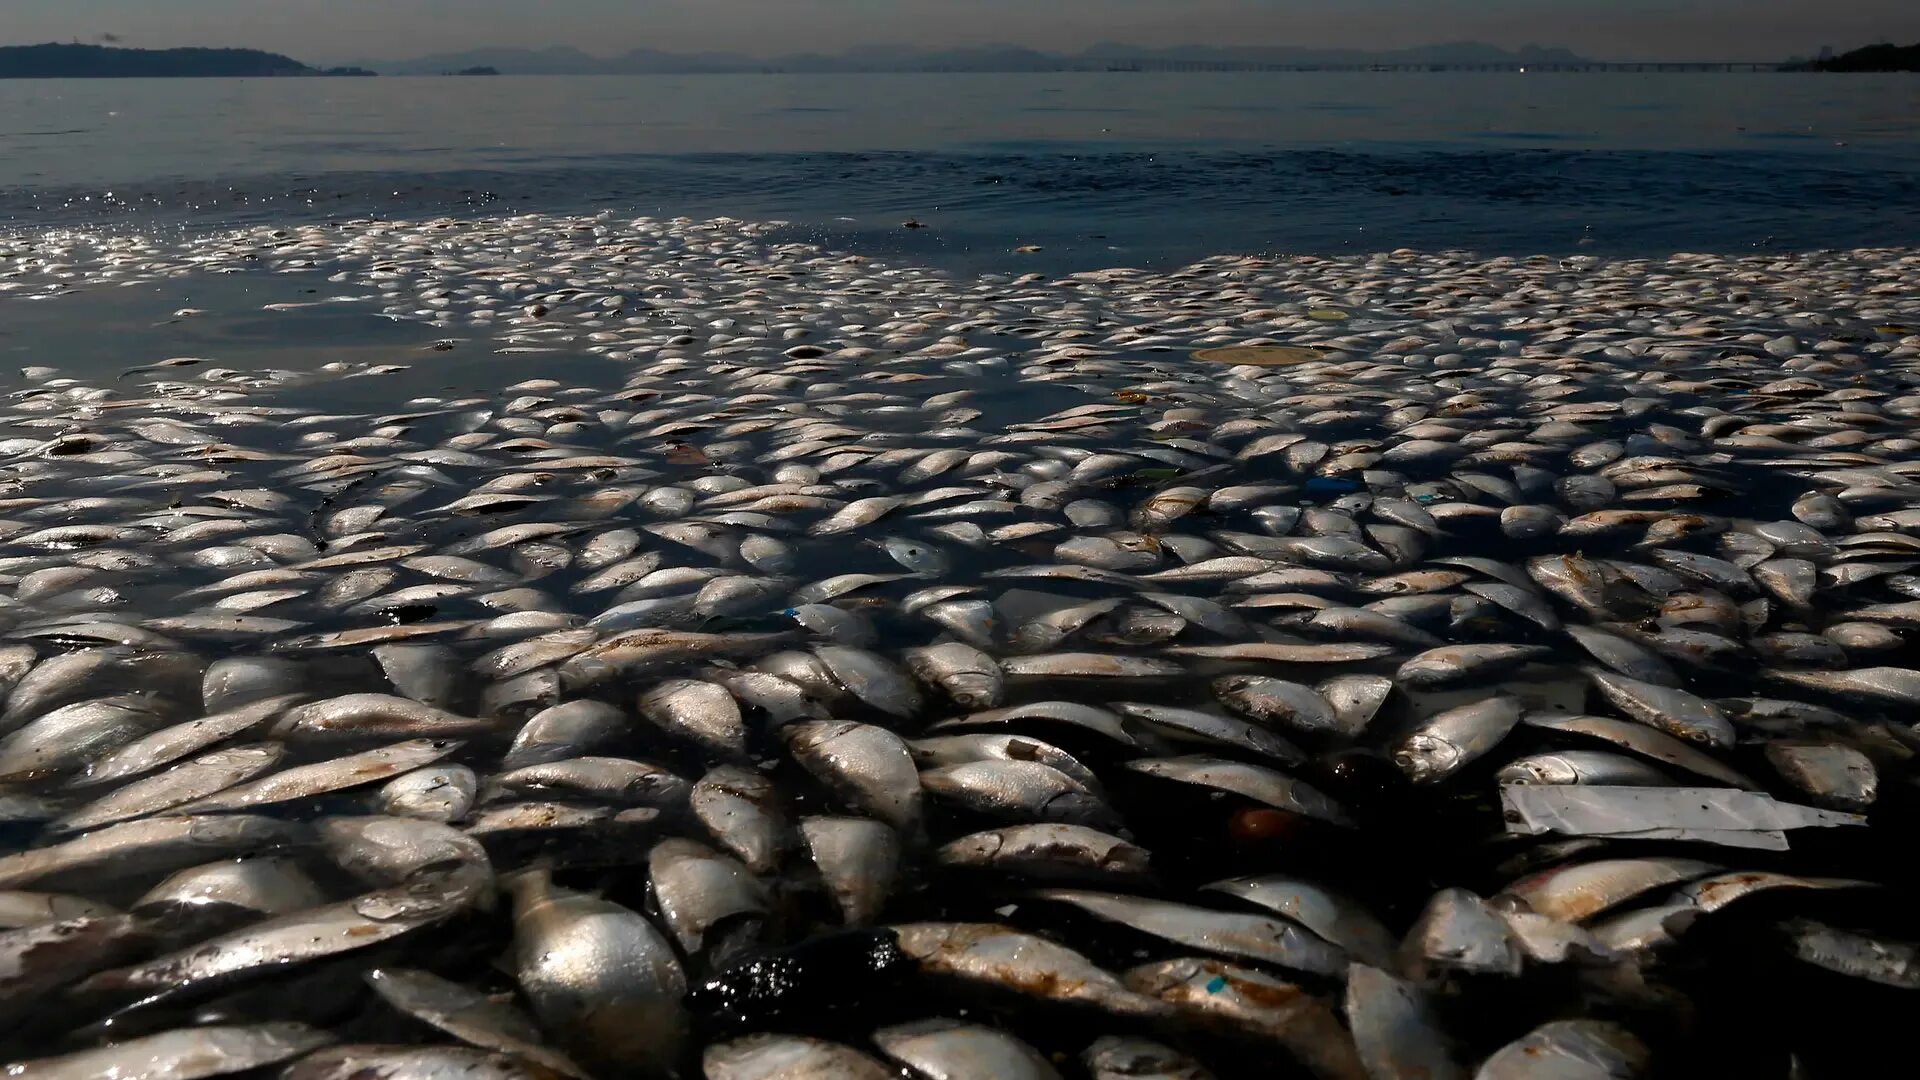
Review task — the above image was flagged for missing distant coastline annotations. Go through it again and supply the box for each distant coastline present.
[8,39,1912,79]
[1788,43,1920,72]
[0,43,372,78]
[342,40,1602,76]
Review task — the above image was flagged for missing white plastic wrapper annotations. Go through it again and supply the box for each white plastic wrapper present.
[1500,786,1865,851]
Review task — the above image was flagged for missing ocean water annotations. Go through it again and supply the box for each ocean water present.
[2,72,1918,270]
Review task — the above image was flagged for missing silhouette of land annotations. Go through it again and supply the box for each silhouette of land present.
[8,39,1878,79]
[1791,43,1920,72]
[0,43,372,78]
[344,41,1603,75]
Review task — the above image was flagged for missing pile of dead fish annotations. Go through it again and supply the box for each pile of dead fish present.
[0,217,1918,1078]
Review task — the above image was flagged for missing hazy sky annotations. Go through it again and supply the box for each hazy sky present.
[9,0,1917,62]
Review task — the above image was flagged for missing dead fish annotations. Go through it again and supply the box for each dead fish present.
[1763,741,1878,810]
[1202,875,1395,967]
[1587,671,1734,749]
[379,764,479,822]
[76,694,300,787]
[905,642,1006,709]
[1765,666,1920,708]
[134,857,326,919]
[1393,697,1524,784]
[1396,645,1547,689]
[0,814,300,890]
[1034,889,1347,975]
[280,1045,551,1080]
[814,646,923,718]
[0,891,116,930]
[648,837,769,955]
[375,643,460,707]
[1500,857,1720,922]
[1523,712,1758,789]
[1123,957,1364,1080]
[691,766,787,875]
[175,739,460,813]
[1114,701,1305,765]
[921,758,1118,829]
[76,869,477,1007]
[782,720,922,834]
[1126,756,1355,826]
[1344,963,1462,1080]
[0,1021,331,1080]
[936,823,1149,883]
[506,866,687,1073]
[704,1034,895,1080]
[1400,888,1521,980]
[1081,1036,1215,1080]
[1212,675,1341,739]
[1474,1020,1649,1080]
[273,694,492,741]
[493,757,689,808]
[364,968,586,1079]
[890,922,1167,1017]
[1496,750,1675,787]
[934,701,1138,747]
[1781,918,1920,989]
[0,694,171,783]
[1003,653,1186,680]
[54,744,286,833]
[797,816,899,926]
[909,733,1104,793]
[317,816,492,896]
[872,1018,1061,1080]
[500,700,626,770]
[1164,642,1394,664]
[0,914,153,1021]
[638,678,747,759]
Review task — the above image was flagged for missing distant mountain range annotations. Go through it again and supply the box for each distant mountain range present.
[342,41,1591,75]
[0,43,375,78]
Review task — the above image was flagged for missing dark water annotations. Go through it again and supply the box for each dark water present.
[3,72,1919,269]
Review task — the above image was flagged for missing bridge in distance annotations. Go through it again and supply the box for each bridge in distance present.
[914,60,1788,74]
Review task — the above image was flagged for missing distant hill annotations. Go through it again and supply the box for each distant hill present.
[1078,41,1588,66]
[1792,42,1920,72]
[344,40,1592,75]
[0,42,369,78]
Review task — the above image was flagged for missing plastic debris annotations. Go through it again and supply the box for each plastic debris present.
[1500,786,1865,851]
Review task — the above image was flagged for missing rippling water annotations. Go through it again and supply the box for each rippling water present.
[3,72,1918,267]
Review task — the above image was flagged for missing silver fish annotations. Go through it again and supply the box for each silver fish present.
[704,1034,894,1080]
[798,816,899,926]
[506,866,686,1073]
[782,720,921,833]
[873,1018,1060,1080]
[77,870,477,1006]
[1393,697,1524,784]
[0,1022,331,1080]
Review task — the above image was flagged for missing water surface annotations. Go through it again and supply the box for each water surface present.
[3,72,1917,269]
